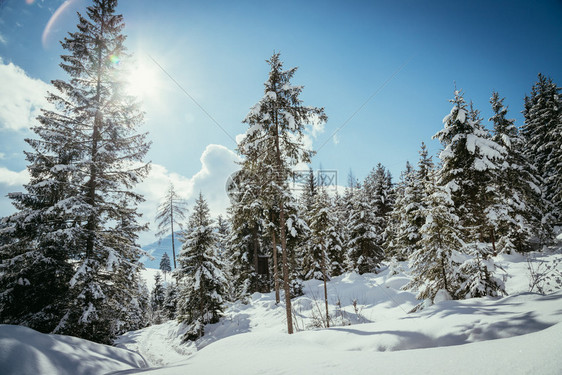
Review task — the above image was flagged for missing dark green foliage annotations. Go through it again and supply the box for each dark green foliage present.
[489,91,552,252]
[522,74,562,221]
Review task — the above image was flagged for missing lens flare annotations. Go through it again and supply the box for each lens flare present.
[41,0,78,49]
[109,55,121,66]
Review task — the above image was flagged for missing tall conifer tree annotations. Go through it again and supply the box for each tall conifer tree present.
[239,53,326,334]
[1,0,150,343]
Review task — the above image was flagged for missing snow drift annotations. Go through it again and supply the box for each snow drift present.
[0,325,147,375]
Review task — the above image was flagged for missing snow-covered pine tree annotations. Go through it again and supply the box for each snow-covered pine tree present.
[239,53,327,334]
[346,185,384,274]
[226,168,268,300]
[489,91,551,253]
[406,174,464,305]
[300,168,317,212]
[417,142,434,184]
[433,89,507,299]
[216,215,229,260]
[323,193,346,278]
[455,242,506,299]
[385,162,409,260]
[522,74,562,222]
[304,189,332,281]
[163,284,178,320]
[156,183,188,269]
[364,163,394,228]
[176,193,227,341]
[284,200,309,298]
[307,188,336,326]
[433,89,504,242]
[0,108,78,332]
[150,273,166,324]
[387,160,425,261]
[128,281,150,331]
[298,167,318,281]
[1,0,150,344]
[336,173,358,270]
[160,252,172,282]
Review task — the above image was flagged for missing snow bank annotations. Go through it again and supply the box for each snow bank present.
[0,325,147,375]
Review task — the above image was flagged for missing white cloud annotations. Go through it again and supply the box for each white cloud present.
[0,167,29,186]
[0,59,52,131]
[190,144,240,213]
[0,32,7,45]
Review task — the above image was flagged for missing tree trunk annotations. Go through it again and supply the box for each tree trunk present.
[274,101,293,334]
[279,201,293,334]
[321,245,329,328]
[490,228,497,256]
[85,20,105,259]
[271,215,280,304]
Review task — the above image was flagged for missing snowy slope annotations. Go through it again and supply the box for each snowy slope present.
[116,288,562,375]
[120,321,562,375]
[0,325,147,375]
[117,250,562,374]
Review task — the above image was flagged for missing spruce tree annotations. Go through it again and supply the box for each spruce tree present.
[226,169,268,300]
[239,53,327,334]
[387,160,425,261]
[347,186,384,274]
[216,214,229,260]
[156,183,188,269]
[160,252,172,282]
[163,284,178,320]
[1,0,150,344]
[150,273,166,324]
[433,89,504,242]
[304,189,331,280]
[364,163,394,255]
[456,242,506,298]
[176,193,227,341]
[489,91,551,252]
[432,89,507,300]
[522,74,562,221]
[407,175,463,304]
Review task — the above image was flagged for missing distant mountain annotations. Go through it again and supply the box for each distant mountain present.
[140,233,182,269]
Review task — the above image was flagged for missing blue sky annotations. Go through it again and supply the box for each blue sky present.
[1,0,561,245]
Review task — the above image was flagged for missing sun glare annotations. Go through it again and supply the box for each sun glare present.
[125,60,162,100]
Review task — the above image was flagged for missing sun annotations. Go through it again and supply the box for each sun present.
[124,59,162,100]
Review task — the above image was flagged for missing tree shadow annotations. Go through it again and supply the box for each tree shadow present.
[329,309,554,352]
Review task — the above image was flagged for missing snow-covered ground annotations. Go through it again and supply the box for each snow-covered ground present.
[0,325,146,375]
[1,250,561,374]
